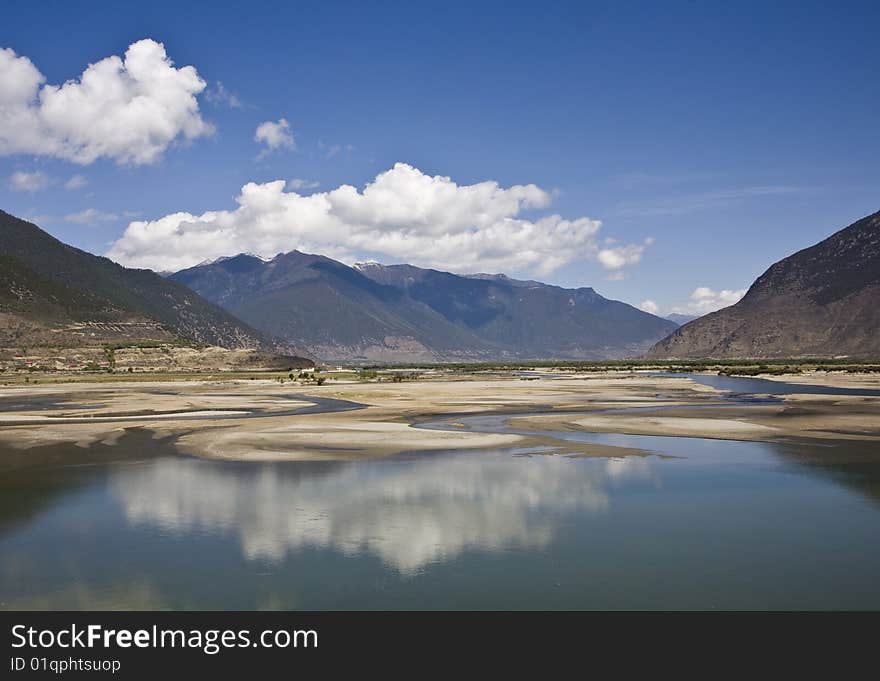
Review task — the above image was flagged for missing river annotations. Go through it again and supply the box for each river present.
[1,374,878,609]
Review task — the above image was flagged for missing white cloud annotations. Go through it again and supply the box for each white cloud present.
[254,118,294,157]
[107,163,651,277]
[64,174,88,190]
[638,299,659,315]
[64,207,118,225]
[287,178,320,191]
[8,169,49,192]
[671,286,746,315]
[205,81,242,109]
[0,39,212,165]
[597,237,653,279]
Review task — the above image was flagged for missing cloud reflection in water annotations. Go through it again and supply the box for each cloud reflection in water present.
[113,452,654,574]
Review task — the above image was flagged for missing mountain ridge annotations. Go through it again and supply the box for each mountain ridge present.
[0,210,277,351]
[646,209,880,359]
[172,250,677,361]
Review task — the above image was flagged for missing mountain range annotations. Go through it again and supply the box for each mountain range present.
[5,206,877,364]
[171,251,678,362]
[647,209,880,359]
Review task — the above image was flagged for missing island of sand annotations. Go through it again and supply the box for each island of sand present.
[0,370,878,471]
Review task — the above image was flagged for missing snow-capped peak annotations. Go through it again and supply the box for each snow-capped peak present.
[354,260,384,270]
[195,252,272,267]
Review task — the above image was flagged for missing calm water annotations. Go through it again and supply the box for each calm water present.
[649,371,880,397]
[1,375,879,610]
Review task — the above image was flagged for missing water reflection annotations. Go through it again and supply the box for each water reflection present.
[113,453,655,574]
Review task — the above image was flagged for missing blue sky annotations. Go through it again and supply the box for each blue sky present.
[1,0,878,316]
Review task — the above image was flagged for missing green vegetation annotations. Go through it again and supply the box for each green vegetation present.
[1,358,878,387]
[352,358,880,381]
[360,358,880,373]
[718,364,803,376]
[390,372,421,382]
[816,364,880,373]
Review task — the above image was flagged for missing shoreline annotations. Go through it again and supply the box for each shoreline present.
[0,371,877,467]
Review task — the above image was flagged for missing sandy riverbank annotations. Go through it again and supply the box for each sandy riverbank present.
[0,371,877,466]
[508,371,880,443]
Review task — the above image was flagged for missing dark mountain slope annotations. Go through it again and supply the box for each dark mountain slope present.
[647,210,880,359]
[0,253,173,347]
[173,252,496,361]
[0,210,268,349]
[0,254,118,321]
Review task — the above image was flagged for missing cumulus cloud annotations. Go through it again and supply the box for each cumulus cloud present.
[8,169,49,192]
[64,174,88,190]
[0,39,212,165]
[254,118,294,157]
[64,208,118,225]
[672,286,746,315]
[638,299,659,315]
[107,163,651,277]
[597,237,653,279]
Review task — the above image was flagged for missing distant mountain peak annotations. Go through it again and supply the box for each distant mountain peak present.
[665,313,699,326]
[194,252,271,268]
